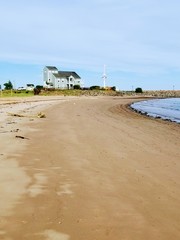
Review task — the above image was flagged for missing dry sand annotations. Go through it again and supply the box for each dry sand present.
[0,96,180,240]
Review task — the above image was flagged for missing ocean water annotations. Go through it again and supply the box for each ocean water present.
[131,98,180,123]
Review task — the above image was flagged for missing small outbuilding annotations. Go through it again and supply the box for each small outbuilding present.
[26,84,35,91]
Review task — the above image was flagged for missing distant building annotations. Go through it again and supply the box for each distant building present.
[26,84,34,91]
[43,66,82,89]
[17,87,26,90]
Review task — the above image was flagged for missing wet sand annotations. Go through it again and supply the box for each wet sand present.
[0,96,180,240]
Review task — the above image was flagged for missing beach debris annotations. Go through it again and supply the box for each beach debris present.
[7,113,25,117]
[0,129,19,134]
[7,112,46,119]
[37,112,46,118]
[7,121,16,124]
[10,129,19,132]
[15,135,29,140]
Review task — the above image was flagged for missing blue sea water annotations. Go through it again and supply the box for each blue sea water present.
[131,98,180,123]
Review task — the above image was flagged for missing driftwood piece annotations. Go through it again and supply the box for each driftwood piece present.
[7,112,46,118]
[15,135,29,140]
[7,113,25,117]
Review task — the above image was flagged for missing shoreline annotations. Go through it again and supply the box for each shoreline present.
[129,97,180,124]
[0,95,180,240]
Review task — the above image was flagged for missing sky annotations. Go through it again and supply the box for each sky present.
[0,0,180,90]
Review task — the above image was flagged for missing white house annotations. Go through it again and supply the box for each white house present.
[43,66,82,89]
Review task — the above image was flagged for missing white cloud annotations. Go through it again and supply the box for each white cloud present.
[0,0,180,89]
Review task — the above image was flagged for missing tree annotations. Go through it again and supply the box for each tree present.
[4,80,13,90]
[135,87,143,93]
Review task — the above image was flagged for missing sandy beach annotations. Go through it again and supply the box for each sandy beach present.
[0,96,180,240]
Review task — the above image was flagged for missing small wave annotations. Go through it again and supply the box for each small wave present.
[131,98,180,123]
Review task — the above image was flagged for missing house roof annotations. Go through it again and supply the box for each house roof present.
[45,66,58,70]
[53,71,81,79]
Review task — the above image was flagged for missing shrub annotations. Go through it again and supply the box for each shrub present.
[135,87,143,93]
[36,85,43,90]
[74,85,81,89]
[90,85,101,90]
[111,86,116,91]
[34,88,41,95]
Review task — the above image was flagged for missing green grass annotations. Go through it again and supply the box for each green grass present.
[0,89,120,98]
[0,90,34,97]
[40,89,118,96]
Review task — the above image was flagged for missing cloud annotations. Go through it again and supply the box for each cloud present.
[0,0,180,84]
